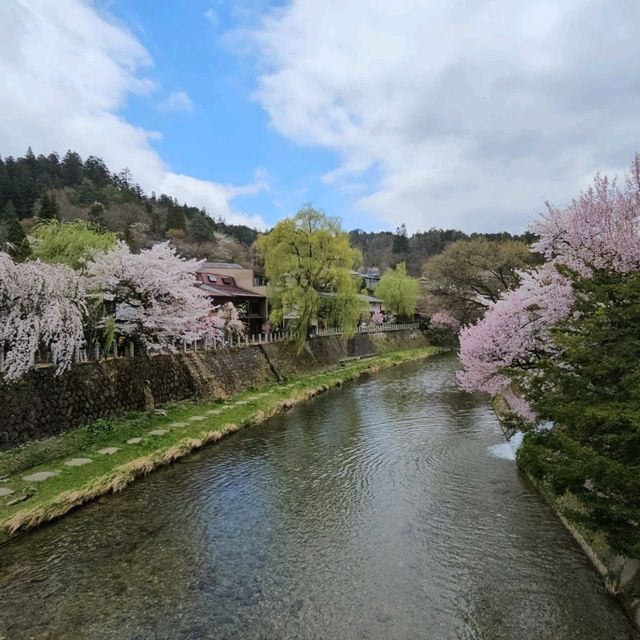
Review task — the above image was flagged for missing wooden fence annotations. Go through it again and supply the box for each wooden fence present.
[6,322,420,369]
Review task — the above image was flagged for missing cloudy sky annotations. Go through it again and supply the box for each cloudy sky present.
[1,1,638,233]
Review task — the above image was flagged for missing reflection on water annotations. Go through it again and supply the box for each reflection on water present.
[0,355,637,639]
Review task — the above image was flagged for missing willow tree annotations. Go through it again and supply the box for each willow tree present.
[256,206,362,351]
[30,220,117,271]
[376,262,420,320]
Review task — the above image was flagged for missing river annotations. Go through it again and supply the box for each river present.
[0,354,637,639]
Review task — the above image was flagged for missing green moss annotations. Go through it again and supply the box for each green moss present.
[0,346,439,541]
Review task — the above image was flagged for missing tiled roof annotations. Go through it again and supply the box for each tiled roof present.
[197,262,243,271]
[194,273,264,298]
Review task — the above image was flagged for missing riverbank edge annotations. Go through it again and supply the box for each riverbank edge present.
[0,346,439,545]
[491,395,640,630]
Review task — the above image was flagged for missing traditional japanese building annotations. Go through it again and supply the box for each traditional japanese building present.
[195,262,268,334]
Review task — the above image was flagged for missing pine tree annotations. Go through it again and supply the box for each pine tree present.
[88,202,107,228]
[39,192,59,220]
[7,217,30,261]
[392,223,409,255]
[0,200,16,222]
[61,150,84,186]
[165,205,186,232]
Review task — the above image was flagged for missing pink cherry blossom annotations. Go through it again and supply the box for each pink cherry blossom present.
[458,155,640,422]
[429,310,460,330]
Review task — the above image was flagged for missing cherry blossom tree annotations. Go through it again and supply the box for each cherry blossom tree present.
[190,302,245,344]
[0,252,85,381]
[429,310,460,330]
[84,242,211,350]
[457,155,640,421]
[370,309,384,325]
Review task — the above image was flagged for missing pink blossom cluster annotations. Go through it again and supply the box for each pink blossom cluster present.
[429,310,460,330]
[532,155,640,274]
[457,156,640,422]
[0,252,85,381]
[190,302,245,344]
[370,310,384,325]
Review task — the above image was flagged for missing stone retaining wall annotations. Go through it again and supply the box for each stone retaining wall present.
[0,330,428,448]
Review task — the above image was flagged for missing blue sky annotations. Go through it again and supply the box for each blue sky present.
[106,0,360,230]
[1,1,638,234]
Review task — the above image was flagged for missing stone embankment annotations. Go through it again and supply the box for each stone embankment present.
[0,330,428,448]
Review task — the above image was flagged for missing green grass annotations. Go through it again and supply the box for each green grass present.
[0,346,438,541]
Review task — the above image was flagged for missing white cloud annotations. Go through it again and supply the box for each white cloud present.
[245,0,640,232]
[204,8,219,27]
[0,0,266,229]
[158,91,195,113]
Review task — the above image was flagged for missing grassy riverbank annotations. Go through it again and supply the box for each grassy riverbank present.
[0,346,438,543]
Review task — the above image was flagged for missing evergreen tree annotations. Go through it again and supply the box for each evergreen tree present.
[76,177,98,205]
[165,205,186,232]
[0,200,16,222]
[190,212,215,242]
[392,223,409,255]
[61,150,84,186]
[88,202,107,228]
[6,216,30,261]
[39,192,59,220]
[84,156,110,187]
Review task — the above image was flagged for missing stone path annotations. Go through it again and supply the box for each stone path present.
[3,387,283,501]
[64,458,92,467]
[23,471,59,482]
[97,447,119,455]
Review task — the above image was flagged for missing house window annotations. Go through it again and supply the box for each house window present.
[222,276,232,285]
[207,275,217,283]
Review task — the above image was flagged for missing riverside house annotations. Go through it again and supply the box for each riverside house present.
[195,262,268,334]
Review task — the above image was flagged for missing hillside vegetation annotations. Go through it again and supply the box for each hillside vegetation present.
[0,148,532,273]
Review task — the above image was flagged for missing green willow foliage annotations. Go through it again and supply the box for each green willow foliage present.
[30,220,117,270]
[375,262,420,320]
[523,269,640,557]
[256,206,362,352]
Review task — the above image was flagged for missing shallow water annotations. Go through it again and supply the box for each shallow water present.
[0,354,637,639]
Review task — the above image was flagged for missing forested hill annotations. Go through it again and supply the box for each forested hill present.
[0,148,533,273]
[0,148,258,264]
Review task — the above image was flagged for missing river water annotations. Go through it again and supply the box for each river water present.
[0,354,637,639]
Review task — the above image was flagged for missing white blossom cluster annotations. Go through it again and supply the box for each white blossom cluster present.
[83,242,211,351]
[1,242,245,381]
[0,252,85,381]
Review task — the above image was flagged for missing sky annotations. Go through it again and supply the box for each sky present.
[1,1,639,234]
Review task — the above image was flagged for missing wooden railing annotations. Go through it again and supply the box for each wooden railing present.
[15,322,420,369]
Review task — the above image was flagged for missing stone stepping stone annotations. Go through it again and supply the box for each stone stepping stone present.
[64,458,93,467]
[206,409,223,415]
[0,487,14,497]
[148,429,167,436]
[170,421,188,427]
[233,401,248,406]
[127,437,143,444]
[23,471,59,482]
[189,416,206,422]
[97,447,119,455]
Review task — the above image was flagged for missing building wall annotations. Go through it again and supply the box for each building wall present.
[0,330,428,448]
